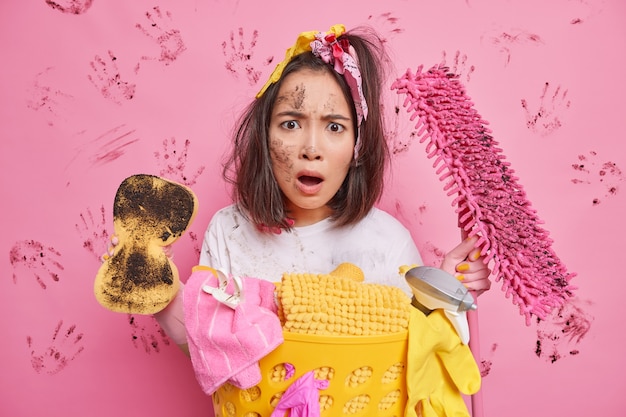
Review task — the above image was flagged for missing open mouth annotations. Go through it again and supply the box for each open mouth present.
[298,175,323,186]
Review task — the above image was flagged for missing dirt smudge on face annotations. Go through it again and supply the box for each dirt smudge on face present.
[291,83,306,110]
[270,138,295,182]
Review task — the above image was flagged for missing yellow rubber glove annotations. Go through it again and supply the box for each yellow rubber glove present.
[405,308,481,417]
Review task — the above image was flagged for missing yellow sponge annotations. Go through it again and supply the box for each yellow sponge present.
[94,174,198,314]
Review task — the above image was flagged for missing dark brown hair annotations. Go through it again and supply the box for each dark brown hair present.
[222,26,390,230]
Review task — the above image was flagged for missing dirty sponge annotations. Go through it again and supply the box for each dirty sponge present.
[94,174,198,314]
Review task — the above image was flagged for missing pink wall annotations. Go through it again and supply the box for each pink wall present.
[1,0,624,416]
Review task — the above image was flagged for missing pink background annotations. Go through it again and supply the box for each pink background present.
[1,0,624,416]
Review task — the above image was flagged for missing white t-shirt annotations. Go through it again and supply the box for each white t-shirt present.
[155,204,423,344]
[200,204,423,295]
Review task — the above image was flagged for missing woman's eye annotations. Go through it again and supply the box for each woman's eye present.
[281,120,300,130]
[328,122,345,133]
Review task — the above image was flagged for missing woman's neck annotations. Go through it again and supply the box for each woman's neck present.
[287,205,333,227]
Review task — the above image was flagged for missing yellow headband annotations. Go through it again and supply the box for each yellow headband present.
[256,24,346,98]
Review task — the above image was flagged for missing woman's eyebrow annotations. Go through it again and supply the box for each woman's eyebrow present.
[274,110,305,118]
[321,113,351,122]
[273,108,352,121]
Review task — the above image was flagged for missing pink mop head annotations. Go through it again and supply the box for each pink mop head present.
[391,65,576,325]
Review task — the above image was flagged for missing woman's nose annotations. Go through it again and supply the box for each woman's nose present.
[301,130,322,160]
[301,145,321,160]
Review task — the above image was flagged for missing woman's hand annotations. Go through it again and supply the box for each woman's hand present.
[100,235,119,262]
[100,234,173,262]
[440,236,491,297]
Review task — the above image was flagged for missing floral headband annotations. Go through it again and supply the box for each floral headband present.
[257,24,368,160]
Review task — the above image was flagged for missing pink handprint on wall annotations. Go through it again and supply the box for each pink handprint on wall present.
[535,297,593,363]
[482,28,543,66]
[88,50,136,104]
[9,240,63,289]
[135,6,186,67]
[440,50,475,83]
[521,82,571,136]
[44,0,93,15]
[154,137,205,186]
[222,27,274,86]
[27,320,85,374]
[571,150,623,205]
[75,205,110,261]
[128,315,171,354]
[26,67,73,127]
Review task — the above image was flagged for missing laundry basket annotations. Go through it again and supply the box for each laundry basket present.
[211,329,409,417]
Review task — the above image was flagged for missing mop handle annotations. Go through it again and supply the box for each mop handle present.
[460,225,484,417]
[467,295,484,417]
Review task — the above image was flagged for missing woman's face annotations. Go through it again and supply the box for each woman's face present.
[269,69,355,226]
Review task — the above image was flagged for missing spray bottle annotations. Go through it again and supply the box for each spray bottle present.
[404,266,477,344]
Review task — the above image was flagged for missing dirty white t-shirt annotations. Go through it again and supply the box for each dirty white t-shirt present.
[199,204,423,295]
[155,204,424,345]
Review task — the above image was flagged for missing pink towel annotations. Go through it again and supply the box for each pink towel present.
[183,268,283,395]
